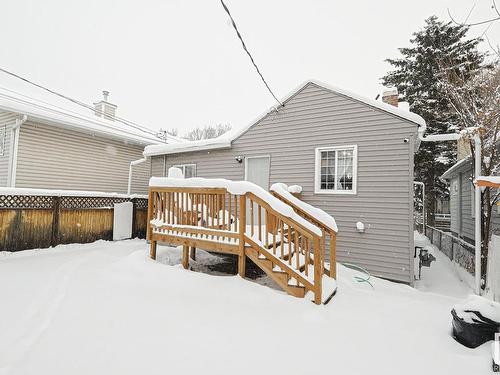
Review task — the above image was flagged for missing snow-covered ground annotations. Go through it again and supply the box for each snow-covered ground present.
[414,231,473,298]
[0,238,491,374]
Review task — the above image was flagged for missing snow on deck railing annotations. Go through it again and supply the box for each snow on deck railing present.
[270,183,338,233]
[0,187,147,199]
[149,177,322,237]
[474,176,500,186]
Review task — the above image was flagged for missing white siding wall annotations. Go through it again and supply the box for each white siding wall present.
[152,83,417,283]
[0,111,16,186]
[15,121,151,194]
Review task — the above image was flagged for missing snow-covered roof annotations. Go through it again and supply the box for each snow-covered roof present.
[144,79,426,157]
[0,88,176,146]
[441,157,471,180]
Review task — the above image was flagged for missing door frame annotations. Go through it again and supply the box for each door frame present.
[244,155,271,188]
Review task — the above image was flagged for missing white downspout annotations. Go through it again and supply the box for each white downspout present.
[8,115,28,187]
[473,133,481,294]
[127,157,147,195]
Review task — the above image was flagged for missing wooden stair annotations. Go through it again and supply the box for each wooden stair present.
[245,246,306,298]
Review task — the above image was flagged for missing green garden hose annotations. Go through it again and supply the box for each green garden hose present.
[341,262,374,288]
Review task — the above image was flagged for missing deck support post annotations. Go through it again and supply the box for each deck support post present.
[150,240,157,260]
[313,237,322,305]
[182,245,189,269]
[238,195,246,278]
[329,231,336,279]
[190,246,196,261]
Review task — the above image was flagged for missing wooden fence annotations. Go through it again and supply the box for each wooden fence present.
[0,192,148,252]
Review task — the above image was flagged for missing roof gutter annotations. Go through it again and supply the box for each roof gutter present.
[7,114,28,187]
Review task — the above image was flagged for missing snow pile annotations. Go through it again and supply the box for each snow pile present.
[167,166,184,179]
[288,185,302,194]
[0,239,490,375]
[270,183,337,232]
[453,295,500,324]
[0,187,147,199]
[149,177,322,236]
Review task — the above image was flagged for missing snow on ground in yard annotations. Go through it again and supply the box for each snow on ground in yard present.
[0,239,491,374]
[414,231,473,298]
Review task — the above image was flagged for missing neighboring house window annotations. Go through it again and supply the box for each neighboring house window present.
[0,125,6,156]
[315,145,357,194]
[173,164,196,178]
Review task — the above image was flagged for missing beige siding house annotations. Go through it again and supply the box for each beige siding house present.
[144,81,426,284]
[0,89,175,194]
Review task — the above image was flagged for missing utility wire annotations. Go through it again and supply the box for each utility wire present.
[220,0,283,106]
[0,86,163,141]
[0,67,163,140]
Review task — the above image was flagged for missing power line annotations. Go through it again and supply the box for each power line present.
[0,67,164,140]
[0,86,162,141]
[219,0,283,106]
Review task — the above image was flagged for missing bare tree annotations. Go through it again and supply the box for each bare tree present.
[448,1,500,27]
[438,61,500,284]
[184,124,231,141]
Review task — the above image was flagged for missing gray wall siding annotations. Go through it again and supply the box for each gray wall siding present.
[151,154,165,177]
[450,176,460,234]
[461,171,474,240]
[0,111,16,186]
[15,121,150,194]
[153,83,417,283]
[448,160,500,243]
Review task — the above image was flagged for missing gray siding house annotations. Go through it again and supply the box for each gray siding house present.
[0,89,175,194]
[144,81,426,283]
[442,142,500,242]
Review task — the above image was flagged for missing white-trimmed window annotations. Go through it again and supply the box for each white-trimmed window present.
[315,145,357,194]
[173,164,196,178]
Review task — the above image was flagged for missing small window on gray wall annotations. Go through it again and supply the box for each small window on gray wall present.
[314,145,358,194]
[0,125,6,156]
[173,164,197,178]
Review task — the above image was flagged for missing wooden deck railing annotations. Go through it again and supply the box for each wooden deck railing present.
[147,184,331,304]
[270,191,337,279]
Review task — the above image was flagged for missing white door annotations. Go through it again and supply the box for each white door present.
[245,156,270,226]
[245,156,270,190]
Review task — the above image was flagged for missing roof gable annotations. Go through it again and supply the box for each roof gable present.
[144,80,426,156]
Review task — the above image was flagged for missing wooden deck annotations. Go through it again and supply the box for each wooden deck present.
[147,184,336,304]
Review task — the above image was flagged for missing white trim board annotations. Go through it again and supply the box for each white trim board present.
[314,145,358,195]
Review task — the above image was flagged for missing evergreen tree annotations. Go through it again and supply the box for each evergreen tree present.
[382,16,487,225]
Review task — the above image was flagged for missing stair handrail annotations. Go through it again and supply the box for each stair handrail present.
[270,189,337,279]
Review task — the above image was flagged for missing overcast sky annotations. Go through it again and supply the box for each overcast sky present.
[0,0,498,136]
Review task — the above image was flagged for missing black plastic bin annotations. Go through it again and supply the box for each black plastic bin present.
[451,308,500,348]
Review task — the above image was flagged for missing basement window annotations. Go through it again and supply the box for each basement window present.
[315,145,357,194]
[173,164,197,178]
